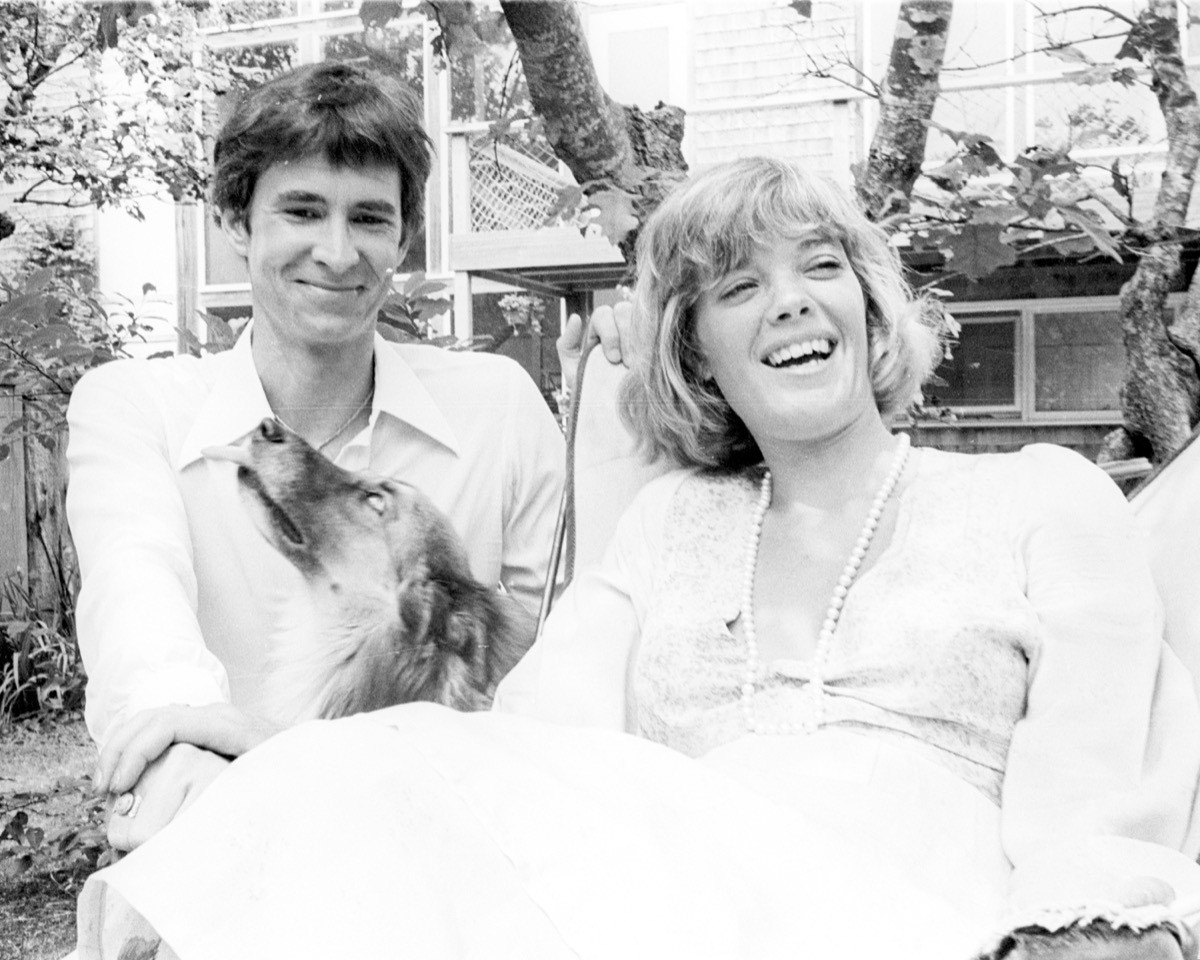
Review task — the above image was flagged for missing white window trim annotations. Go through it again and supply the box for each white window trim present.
[942,294,1184,425]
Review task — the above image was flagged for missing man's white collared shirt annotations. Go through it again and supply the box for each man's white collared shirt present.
[66,330,564,744]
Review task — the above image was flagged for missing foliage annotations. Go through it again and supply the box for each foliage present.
[0,574,83,723]
[0,0,287,230]
[0,779,113,884]
[377,272,499,352]
[0,265,158,462]
[889,121,1139,285]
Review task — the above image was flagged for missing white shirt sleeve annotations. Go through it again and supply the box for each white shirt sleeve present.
[998,444,1200,931]
[497,365,567,616]
[66,363,229,747]
[493,471,686,732]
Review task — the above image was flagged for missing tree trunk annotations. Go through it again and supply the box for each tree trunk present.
[857,0,953,221]
[499,0,687,261]
[1104,0,1200,463]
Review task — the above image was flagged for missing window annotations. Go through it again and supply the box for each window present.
[929,313,1018,410]
[1034,310,1125,412]
[196,8,437,324]
[929,300,1136,422]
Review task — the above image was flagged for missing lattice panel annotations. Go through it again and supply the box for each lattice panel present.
[468,134,570,232]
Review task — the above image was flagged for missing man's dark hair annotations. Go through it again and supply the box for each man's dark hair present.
[212,61,434,245]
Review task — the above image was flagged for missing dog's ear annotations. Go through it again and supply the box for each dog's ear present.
[394,575,491,710]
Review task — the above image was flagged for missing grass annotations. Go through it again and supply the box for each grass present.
[0,713,99,960]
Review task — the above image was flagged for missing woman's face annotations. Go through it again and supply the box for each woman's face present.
[692,232,878,448]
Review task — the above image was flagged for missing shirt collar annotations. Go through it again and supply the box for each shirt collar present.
[175,327,461,471]
[175,328,272,471]
[371,333,461,456]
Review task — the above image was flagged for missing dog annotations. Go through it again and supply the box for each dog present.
[205,418,535,725]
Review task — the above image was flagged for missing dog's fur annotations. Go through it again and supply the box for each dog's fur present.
[217,418,535,725]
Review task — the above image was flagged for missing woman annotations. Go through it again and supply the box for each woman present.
[82,158,1200,959]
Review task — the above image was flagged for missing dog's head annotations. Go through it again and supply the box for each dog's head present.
[207,418,533,722]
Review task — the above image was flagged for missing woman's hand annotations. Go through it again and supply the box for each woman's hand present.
[94,704,284,850]
[104,742,230,851]
[556,303,635,407]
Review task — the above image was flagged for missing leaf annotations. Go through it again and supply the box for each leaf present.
[24,827,43,850]
[1053,235,1099,256]
[544,184,585,225]
[1046,45,1093,65]
[788,0,813,18]
[487,114,518,142]
[1,811,28,842]
[1013,147,1078,180]
[970,204,1023,226]
[585,190,639,246]
[943,224,1018,280]
[924,158,964,191]
[1111,161,1131,202]
[1110,66,1139,87]
[416,299,453,323]
[1058,206,1123,262]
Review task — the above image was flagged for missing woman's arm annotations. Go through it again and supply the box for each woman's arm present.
[995,444,1200,953]
[494,470,689,731]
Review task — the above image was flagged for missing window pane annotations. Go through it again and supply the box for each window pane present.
[930,315,1016,407]
[1034,310,1125,412]
[321,23,424,100]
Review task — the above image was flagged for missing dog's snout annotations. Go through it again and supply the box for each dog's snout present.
[260,418,287,443]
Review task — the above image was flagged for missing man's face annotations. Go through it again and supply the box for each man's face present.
[221,153,406,352]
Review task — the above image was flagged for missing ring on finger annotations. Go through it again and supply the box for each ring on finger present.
[114,792,142,819]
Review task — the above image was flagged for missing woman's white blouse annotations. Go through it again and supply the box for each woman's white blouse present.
[496,443,1200,930]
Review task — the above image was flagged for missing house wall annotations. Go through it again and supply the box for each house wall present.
[13,1,1193,459]
[686,1,858,182]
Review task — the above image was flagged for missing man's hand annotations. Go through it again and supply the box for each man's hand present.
[95,703,283,796]
[556,303,635,409]
[104,741,230,851]
[95,704,284,851]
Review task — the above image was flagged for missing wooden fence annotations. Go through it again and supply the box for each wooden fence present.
[0,388,75,620]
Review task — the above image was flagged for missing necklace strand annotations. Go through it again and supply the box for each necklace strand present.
[273,386,374,453]
[739,432,912,736]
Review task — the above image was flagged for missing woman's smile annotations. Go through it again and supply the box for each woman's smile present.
[693,233,873,443]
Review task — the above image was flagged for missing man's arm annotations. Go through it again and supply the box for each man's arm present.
[68,362,239,849]
[67,361,231,746]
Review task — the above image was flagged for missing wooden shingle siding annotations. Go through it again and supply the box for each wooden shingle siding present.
[689,1,860,171]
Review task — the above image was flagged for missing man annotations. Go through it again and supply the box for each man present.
[68,61,566,848]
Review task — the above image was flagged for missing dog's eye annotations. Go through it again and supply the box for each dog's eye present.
[365,492,388,515]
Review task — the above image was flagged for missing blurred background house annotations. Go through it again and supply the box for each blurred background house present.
[6,0,1200,456]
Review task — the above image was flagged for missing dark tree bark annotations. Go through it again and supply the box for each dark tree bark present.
[499,0,687,261]
[857,0,953,221]
[1102,0,1200,464]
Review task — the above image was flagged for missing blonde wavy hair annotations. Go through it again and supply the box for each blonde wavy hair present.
[620,156,945,469]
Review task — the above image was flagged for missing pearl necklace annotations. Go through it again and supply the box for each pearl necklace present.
[273,386,374,453]
[739,432,912,736]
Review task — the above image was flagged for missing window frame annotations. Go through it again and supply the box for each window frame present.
[939,294,1184,425]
